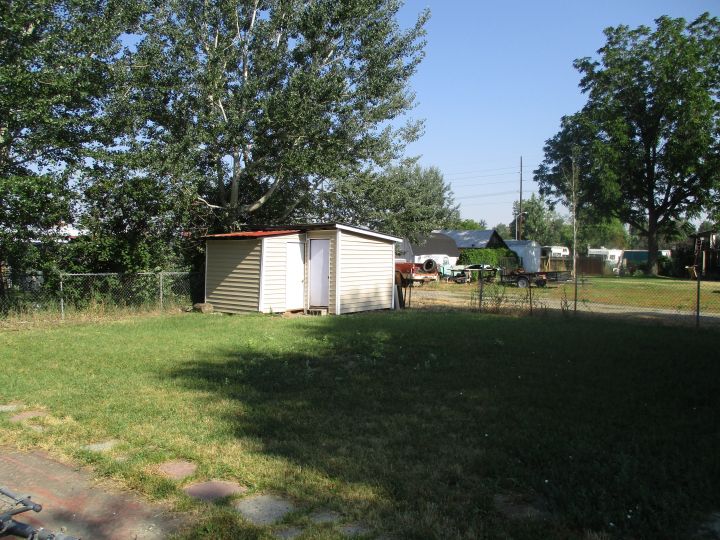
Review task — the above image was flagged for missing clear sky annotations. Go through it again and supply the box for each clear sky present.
[396,1,718,227]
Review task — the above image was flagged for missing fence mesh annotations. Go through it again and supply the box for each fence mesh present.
[0,272,202,318]
[404,272,720,328]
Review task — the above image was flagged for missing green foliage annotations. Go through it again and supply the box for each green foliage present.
[114,0,430,229]
[448,217,487,230]
[510,195,569,245]
[535,13,720,274]
[0,0,124,275]
[494,223,511,239]
[327,163,458,243]
[458,247,517,267]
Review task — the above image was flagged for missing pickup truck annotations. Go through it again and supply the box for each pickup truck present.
[395,259,439,287]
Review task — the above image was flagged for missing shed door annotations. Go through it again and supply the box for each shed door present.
[309,239,330,306]
[286,242,305,310]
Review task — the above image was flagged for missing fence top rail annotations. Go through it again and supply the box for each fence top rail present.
[60,271,197,277]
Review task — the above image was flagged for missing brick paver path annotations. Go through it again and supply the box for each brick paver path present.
[0,448,183,539]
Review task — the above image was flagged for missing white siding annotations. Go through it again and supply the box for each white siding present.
[338,231,394,313]
[259,234,303,313]
[205,239,261,313]
[306,230,337,314]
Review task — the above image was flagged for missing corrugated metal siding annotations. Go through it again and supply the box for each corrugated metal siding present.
[338,231,394,313]
[306,230,336,314]
[260,233,303,313]
[205,239,262,313]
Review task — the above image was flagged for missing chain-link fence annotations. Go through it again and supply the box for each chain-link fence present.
[0,272,203,319]
[404,271,720,328]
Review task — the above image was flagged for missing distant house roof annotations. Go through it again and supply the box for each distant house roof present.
[410,233,460,256]
[437,229,508,249]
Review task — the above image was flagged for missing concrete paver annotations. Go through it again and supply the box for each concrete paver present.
[0,404,23,412]
[0,448,183,539]
[234,494,295,525]
[308,509,342,524]
[156,459,197,481]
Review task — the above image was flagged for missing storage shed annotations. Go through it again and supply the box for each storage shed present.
[204,223,401,315]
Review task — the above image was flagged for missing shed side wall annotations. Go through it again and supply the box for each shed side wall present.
[338,231,394,313]
[205,239,261,313]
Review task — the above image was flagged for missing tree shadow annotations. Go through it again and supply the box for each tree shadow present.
[168,312,720,538]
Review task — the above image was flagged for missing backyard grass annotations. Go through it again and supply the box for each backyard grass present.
[1,311,719,539]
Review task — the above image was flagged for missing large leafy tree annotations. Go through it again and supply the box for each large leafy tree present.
[112,0,428,231]
[535,14,720,274]
[0,0,125,279]
[322,163,458,242]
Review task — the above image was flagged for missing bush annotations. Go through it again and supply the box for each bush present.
[458,248,518,267]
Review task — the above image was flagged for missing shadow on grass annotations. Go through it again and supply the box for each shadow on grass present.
[170,312,720,539]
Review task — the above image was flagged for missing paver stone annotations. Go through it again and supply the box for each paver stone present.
[234,494,295,526]
[156,460,197,481]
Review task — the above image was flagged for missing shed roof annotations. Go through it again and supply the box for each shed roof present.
[207,223,400,243]
[205,230,300,239]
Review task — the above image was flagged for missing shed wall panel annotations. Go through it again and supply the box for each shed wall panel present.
[205,239,261,313]
[260,233,303,313]
[338,232,394,313]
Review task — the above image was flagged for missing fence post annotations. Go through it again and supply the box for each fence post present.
[529,280,533,316]
[60,274,65,320]
[574,272,579,314]
[159,272,164,310]
[478,270,484,312]
[696,267,701,329]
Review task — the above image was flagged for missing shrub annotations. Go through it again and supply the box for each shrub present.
[458,248,518,267]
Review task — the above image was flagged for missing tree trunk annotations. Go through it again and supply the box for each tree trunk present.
[646,219,659,276]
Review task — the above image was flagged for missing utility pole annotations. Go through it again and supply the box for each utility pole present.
[517,156,523,240]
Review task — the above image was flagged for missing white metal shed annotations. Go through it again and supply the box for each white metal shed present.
[204,223,400,315]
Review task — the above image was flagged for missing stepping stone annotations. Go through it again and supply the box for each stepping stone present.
[234,494,295,526]
[184,480,247,502]
[0,404,22,412]
[308,510,341,524]
[9,410,46,423]
[157,460,197,481]
[274,526,304,539]
[83,439,120,453]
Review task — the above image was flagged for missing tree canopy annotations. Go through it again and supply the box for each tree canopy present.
[534,13,720,274]
[113,0,429,230]
[1,0,445,276]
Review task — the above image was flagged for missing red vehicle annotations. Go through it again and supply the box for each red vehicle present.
[394,259,438,287]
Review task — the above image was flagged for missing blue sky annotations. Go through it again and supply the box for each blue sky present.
[396,1,718,227]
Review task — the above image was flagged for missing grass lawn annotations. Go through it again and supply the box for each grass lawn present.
[1,311,719,539]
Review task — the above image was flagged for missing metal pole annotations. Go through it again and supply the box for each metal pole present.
[696,265,701,329]
[60,274,65,320]
[159,272,164,310]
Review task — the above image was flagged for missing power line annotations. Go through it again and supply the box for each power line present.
[445,166,540,180]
